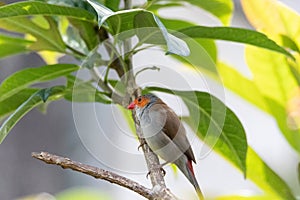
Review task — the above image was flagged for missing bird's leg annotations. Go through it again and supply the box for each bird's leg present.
[137,139,147,151]
[146,167,166,179]
[146,161,170,178]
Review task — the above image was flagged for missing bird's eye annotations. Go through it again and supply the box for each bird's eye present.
[137,97,142,103]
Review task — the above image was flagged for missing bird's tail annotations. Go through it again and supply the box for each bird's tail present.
[175,158,204,200]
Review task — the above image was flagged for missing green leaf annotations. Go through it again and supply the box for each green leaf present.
[0,64,80,103]
[0,88,38,120]
[145,86,248,176]
[65,75,111,104]
[0,1,95,22]
[0,86,65,144]
[0,34,33,58]
[87,0,190,56]
[175,26,294,59]
[245,46,300,153]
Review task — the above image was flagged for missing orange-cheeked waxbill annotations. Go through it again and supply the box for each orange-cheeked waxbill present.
[128,94,204,200]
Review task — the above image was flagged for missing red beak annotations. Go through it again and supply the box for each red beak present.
[127,102,136,110]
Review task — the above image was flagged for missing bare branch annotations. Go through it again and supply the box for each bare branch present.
[32,152,152,199]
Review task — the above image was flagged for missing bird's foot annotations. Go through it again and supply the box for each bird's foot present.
[146,165,166,179]
[137,140,147,151]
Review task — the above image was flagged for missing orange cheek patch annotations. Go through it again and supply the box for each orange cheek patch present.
[136,98,149,108]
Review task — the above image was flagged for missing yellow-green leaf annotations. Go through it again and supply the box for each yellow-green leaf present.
[241,0,300,48]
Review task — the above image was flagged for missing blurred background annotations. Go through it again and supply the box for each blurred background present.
[0,0,300,200]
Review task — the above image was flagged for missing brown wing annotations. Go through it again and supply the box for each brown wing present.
[150,100,196,163]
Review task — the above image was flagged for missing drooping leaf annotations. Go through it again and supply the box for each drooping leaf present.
[0,86,65,143]
[159,18,218,71]
[245,46,300,153]
[87,0,190,56]
[145,86,248,176]
[175,26,294,59]
[0,88,38,120]
[65,75,111,104]
[0,34,33,58]
[0,64,80,103]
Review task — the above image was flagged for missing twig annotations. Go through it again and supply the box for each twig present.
[32,152,153,199]
[135,66,160,78]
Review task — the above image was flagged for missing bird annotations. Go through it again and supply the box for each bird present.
[128,93,204,200]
